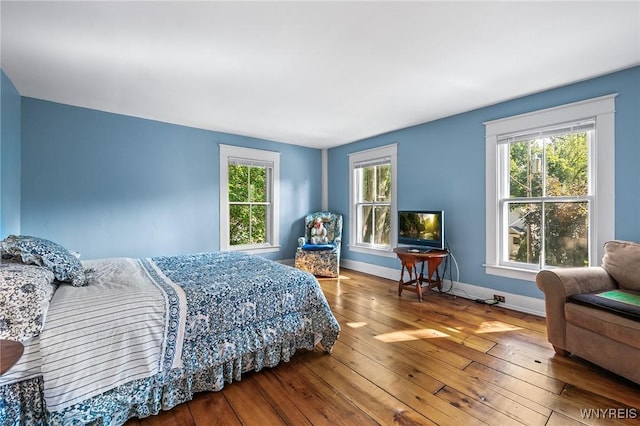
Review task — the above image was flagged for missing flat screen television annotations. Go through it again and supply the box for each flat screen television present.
[398,210,445,250]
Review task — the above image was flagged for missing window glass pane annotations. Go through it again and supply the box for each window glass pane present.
[359,204,373,244]
[229,204,250,245]
[250,205,267,244]
[361,166,376,202]
[374,205,391,245]
[504,130,591,268]
[376,164,391,202]
[229,164,249,203]
[509,140,543,198]
[544,201,589,267]
[249,166,268,202]
[507,202,541,264]
[545,132,589,197]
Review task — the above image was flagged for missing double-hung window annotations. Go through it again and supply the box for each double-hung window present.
[348,144,397,256]
[219,144,280,253]
[485,95,616,281]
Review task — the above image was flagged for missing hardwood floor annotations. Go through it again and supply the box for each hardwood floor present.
[128,269,640,425]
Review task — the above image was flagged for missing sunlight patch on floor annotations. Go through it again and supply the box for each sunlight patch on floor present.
[374,328,450,342]
[474,320,522,334]
[317,275,351,281]
[346,322,368,329]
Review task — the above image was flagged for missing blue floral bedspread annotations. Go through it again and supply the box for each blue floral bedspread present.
[0,251,340,426]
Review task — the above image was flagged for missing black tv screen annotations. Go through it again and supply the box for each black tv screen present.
[398,210,445,250]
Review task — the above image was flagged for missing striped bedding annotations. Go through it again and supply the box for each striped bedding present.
[39,257,186,412]
[1,251,340,425]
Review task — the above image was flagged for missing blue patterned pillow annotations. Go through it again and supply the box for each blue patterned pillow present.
[0,261,57,340]
[0,235,87,286]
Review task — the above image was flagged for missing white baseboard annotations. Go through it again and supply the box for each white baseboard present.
[279,257,545,317]
[340,258,546,317]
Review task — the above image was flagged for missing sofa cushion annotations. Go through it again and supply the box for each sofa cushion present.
[602,240,640,291]
[569,289,640,321]
[565,302,640,350]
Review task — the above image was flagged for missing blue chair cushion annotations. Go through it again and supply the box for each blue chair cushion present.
[301,243,335,251]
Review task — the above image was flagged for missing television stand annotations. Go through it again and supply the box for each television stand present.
[393,247,449,302]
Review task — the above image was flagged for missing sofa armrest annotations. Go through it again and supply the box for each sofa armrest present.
[536,267,617,351]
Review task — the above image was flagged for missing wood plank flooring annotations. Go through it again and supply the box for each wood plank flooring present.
[127,269,640,425]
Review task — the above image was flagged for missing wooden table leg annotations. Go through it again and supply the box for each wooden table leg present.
[417,261,426,302]
[398,264,406,296]
[425,257,444,292]
[398,259,417,297]
[435,269,442,291]
[416,275,423,302]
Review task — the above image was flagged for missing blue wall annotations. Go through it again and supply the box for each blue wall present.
[0,70,21,237]
[8,66,640,300]
[20,98,321,260]
[328,66,640,299]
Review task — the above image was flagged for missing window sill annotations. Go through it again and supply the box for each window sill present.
[485,264,538,282]
[226,244,281,255]
[348,245,397,258]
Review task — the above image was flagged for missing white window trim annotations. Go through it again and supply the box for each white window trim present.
[219,144,280,254]
[485,94,616,281]
[348,143,398,258]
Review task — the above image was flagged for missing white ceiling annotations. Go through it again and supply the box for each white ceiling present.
[2,1,639,149]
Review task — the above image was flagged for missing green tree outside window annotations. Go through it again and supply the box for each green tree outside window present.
[229,163,269,246]
[357,163,391,246]
[507,131,589,267]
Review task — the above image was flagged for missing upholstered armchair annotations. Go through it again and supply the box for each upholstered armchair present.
[295,211,342,278]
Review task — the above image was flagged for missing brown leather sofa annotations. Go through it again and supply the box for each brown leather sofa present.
[536,240,640,385]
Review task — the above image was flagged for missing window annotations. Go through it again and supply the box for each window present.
[485,95,616,281]
[348,144,397,257]
[219,144,280,253]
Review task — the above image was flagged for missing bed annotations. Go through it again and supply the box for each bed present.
[0,235,340,425]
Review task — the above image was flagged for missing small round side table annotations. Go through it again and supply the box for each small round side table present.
[0,339,24,375]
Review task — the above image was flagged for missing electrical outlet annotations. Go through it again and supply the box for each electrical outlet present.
[493,294,506,303]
